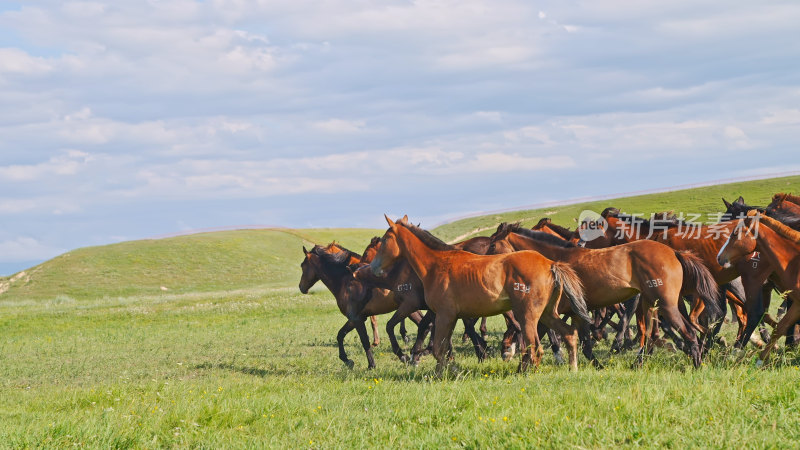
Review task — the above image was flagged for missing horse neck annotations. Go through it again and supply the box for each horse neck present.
[394,225,437,280]
[754,224,800,272]
[313,261,350,298]
[510,233,570,259]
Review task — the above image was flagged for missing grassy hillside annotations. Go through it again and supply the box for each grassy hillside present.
[0,228,379,301]
[2,174,799,302]
[432,175,800,242]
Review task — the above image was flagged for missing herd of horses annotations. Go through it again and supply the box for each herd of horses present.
[299,193,800,376]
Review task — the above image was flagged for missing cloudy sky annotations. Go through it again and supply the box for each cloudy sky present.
[1,1,799,275]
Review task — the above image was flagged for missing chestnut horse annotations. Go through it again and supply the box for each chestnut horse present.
[717,212,800,365]
[370,216,591,375]
[353,237,493,364]
[586,212,771,350]
[488,224,720,367]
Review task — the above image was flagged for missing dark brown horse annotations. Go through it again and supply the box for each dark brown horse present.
[766,193,800,230]
[300,243,402,369]
[717,212,800,364]
[488,223,720,367]
[370,216,591,375]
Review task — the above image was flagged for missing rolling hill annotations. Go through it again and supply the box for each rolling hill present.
[1,174,799,301]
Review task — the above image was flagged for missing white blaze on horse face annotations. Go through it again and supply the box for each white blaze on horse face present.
[717,236,732,267]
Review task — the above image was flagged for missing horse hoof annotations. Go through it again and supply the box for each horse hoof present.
[371,341,379,348]
[367,363,376,370]
[345,360,355,369]
[400,354,411,364]
[593,360,605,370]
[755,359,764,368]
[403,335,411,344]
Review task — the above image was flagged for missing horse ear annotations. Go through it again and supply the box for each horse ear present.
[302,246,309,254]
[400,215,409,224]
[735,196,745,205]
[722,198,731,209]
[384,214,396,228]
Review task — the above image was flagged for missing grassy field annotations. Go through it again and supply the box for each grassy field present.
[2,175,800,447]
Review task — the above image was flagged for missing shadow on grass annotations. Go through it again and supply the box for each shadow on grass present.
[193,362,271,377]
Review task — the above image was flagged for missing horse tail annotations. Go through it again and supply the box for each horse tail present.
[675,250,722,319]
[551,261,591,323]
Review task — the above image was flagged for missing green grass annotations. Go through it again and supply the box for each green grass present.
[2,175,800,447]
[0,228,379,301]
[1,288,799,448]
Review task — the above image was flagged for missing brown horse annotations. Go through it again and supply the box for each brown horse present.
[370,215,591,375]
[488,223,720,367]
[316,242,384,347]
[587,211,773,350]
[766,193,800,230]
[717,211,800,365]
[352,237,492,365]
[300,243,402,368]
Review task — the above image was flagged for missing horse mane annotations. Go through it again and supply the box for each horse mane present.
[511,227,577,248]
[399,222,455,251]
[758,214,800,244]
[313,242,360,266]
[773,193,800,205]
[603,208,682,228]
[544,221,574,239]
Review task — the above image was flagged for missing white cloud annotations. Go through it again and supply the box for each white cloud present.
[0,150,93,181]
[0,48,53,75]
[313,118,366,133]
[0,236,65,262]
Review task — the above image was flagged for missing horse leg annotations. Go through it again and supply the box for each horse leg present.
[500,311,525,361]
[634,304,647,368]
[540,313,579,372]
[661,304,703,368]
[386,301,420,363]
[734,278,767,349]
[611,295,638,353]
[336,321,356,369]
[410,310,434,364]
[399,319,410,344]
[513,312,541,373]
[591,308,605,341]
[730,295,748,344]
[462,318,488,362]
[544,326,564,365]
[480,317,489,339]
[783,299,797,348]
[700,287,728,355]
[354,319,377,369]
[369,315,380,347]
[576,316,603,369]
[758,299,800,366]
[657,315,684,352]
[432,312,458,378]
[501,312,519,361]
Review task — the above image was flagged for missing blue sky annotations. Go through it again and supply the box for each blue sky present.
[1,0,799,275]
